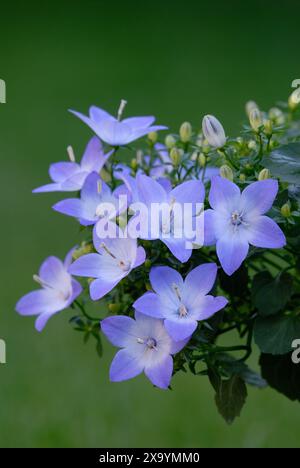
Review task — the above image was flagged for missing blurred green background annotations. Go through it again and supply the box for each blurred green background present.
[0,0,299,448]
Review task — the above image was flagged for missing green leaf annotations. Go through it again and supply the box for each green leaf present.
[252,272,293,316]
[215,375,247,425]
[260,353,300,402]
[262,143,300,184]
[254,315,300,355]
[217,354,267,388]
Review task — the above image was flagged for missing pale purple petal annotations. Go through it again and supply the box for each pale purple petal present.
[191,295,228,321]
[49,162,79,182]
[69,110,104,140]
[216,233,249,276]
[89,105,115,122]
[60,171,89,191]
[164,318,197,341]
[16,290,58,316]
[162,238,192,263]
[144,355,173,389]
[39,256,69,289]
[184,263,218,298]
[150,266,184,307]
[169,180,205,205]
[80,136,104,172]
[170,337,190,354]
[132,246,146,268]
[203,209,217,246]
[101,316,136,347]
[137,174,167,205]
[157,178,172,193]
[241,179,278,216]
[209,176,241,213]
[133,292,165,318]
[64,247,77,268]
[33,183,62,193]
[95,120,132,146]
[89,278,119,300]
[35,312,55,332]
[52,198,85,221]
[247,216,286,248]
[122,116,155,128]
[68,253,103,278]
[109,349,144,382]
[130,125,167,142]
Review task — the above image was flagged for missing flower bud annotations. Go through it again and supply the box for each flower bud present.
[100,167,112,183]
[236,137,244,146]
[246,101,259,117]
[249,108,263,133]
[165,134,176,149]
[258,168,270,181]
[248,140,257,150]
[202,115,226,149]
[148,131,158,143]
[263,119,273,137]
[281,203,291,218]
[269,107,285,125]
[72,243,94,260]
[239,173,246,182]
[199,153,206,167]
[108,303,121,314]
[220,165,234,181]
[191,150,198,161]
[131,158,138,170]
[170,147,182,167]
[179,122,192,143]
[288,87,300,110]
[145,259,152,269]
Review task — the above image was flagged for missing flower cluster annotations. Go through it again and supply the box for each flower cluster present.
[16,92,300,422]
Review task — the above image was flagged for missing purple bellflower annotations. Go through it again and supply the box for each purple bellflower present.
[70,100,167,147]
[204,176,286,275]
[33,136,113,193]
[101,312,188,389]
[16,250,82,332]
[134,264,228,341]
[131,174,205,263]
[52,172,127,226]
[69,223,146,300]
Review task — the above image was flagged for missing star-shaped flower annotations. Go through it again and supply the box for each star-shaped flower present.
[33,136,112,193]
[69,224,146,300]
[53,172,127,226]
[133,264,228,341]
[69,100,167,146]
[16,250,82,332]
[101,312,188,389]
[204,176,286,275]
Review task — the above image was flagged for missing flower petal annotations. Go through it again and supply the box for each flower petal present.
[89,105,115,122]
[68,253,103,278]
[80,136,104,172]
[35,312,56,332]
[164,318,197,341]
[209,176,241,213]
[52,198,85,221]
[162,238,192,263]
[183,263,218,301]
[33,183,62,193]
[16,290,64,316]
[89,278,119,300]
[101,315,136,347]
[149,266,184,307]
[241,179,278,216]
[133,292,166,318]
[247,216,286,248]
[49,162,79,183]
[191,295,228,321]
[169,180,205,205]
[39,256,70,290]
[203,209,217,246]
[122,116,155,128]
[109,349,144,382]
[144,355,173,389]
[132,246,146,269]
[137,174,167,205]
[216,233,249,276]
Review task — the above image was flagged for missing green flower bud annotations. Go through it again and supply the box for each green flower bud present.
[145,259,152,269]
[179,121,192,143]
[72,243,94,260]
[248,140,257,150]
[148,131,158,143]
[239,173,246,182]
[199,153,206,167]
[281,203,291,218]
[288,87,300,110]
[269,107,285,125]
[249,108,263,133]
[170,147,182,167]
[165,134,176,149]
[258,168,270,181]
[100,167,112,182]
[220,165,234,181]
[191,150,199,161]
[245,100,259,117]
[131,158,138,170]
[108,303,121,314]
[263,119,273,137]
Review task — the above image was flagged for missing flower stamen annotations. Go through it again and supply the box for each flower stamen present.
[117,99,127,121]
[67,145,76,162]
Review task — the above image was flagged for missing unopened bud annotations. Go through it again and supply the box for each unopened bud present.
[258,168,270,181]
[108,303,121,314]
[263,120,273,137]
[246,101,259,117]
[249,108,263,133]
[239,173,246,182]
[281,203,291,218]
[288,87,300,111]
[131,158,138,170]
[179,122,192,143]
[148,131,158,143]
[220,165,233,181]
[145,259,152,269]
[170,147,182,166]
[191,150,198,161]
[269,107,285,125]
[202,115,226,149]
[72,243,94,260]
[100,167,112,183]
[199,153,206,167]
[248,140,257,150]
[165,134,176,149]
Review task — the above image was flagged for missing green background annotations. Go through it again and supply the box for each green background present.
[0,0,299,448]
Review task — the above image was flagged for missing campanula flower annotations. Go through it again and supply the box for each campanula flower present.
[70,100,167,147]
[69,223,146,300]
[101,312,188,389]
[33,137,112,193]
[134,264,227,341]
[52,172,126,226]
[16,250,82,332]
[204,176,286,275]
[131,174,205,263]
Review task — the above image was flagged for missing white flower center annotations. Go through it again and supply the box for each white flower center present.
[178,304,188,317]
[100,243,131,272]
[231,210,243,226]
[137,337,157,350]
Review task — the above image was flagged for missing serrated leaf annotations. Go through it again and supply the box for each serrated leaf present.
[252,272,293,316]
[254,315,300,355]
[262,143,300,184]
[215,375,247,425]
[260,353,300,402]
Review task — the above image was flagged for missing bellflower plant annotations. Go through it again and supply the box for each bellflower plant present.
[16,91,300,423]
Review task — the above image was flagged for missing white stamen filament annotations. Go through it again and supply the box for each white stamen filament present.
[172,283,182,301]
[117,99,127,121]
[100,242,131,272]
[137,337,158,350]
[67,145,76,162]
[100,242,116,259]
[33,274,54,290]
[97,180,102,194]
